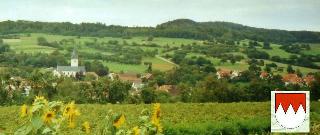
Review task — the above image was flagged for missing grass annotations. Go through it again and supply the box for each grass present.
[186,53,249,71]
[263,60,319,75]
[90,57,175,73]
[240,39,295,59]
[302,43,320,55]
[4,34,57,54]
[1,102,320,134]
[257,44,294,59]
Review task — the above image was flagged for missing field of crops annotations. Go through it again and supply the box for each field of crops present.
[1,102,320,134]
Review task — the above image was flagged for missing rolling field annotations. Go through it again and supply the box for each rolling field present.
[1,102,320,134]
[3,33,320,74]
[3,33,180,73]
[88,57,175,73]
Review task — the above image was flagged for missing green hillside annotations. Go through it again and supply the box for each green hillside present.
[1,19,320,44]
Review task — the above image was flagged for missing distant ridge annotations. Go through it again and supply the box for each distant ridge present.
[0,19,319,43]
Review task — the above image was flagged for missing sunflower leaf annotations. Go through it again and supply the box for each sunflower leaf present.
[31,116,43,131]
[14,125,32,135]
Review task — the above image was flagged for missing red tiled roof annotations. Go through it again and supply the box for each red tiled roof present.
[282,74,303,84]
[157,85,179,96]
[260,72,269,78]
[303,75,315,86]
[217,69,231,77]
[117,73,142,84]
[142,73,153,80]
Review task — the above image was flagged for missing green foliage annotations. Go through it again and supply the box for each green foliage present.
[2,19,320,45]
[14,97,78,135]
[108,79,131,104]
[141,87,156,104]
[262,41,271,49]
[0,44,10,53]
[85,60,109,76]
[286,65,295,73]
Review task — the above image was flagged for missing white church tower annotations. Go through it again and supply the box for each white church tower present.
[71,48,78,67]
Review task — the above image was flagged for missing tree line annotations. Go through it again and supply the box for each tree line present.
[1,19,320,44]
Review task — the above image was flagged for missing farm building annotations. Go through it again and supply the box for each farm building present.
[282,74,303,85]
[109,73,144,90]
[53,48,86,77]
[260,71,270,79]
[216,69,241,79]
[282,74,316,86]
[157,85,180,96]
[303,75,315,86]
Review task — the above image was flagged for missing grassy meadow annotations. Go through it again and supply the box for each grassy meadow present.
[302,43,320,55]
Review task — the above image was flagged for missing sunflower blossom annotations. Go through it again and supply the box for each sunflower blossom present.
[82,121,91,134]
[151,103,160,124]
[63,101,80,128]
[20,104,28,117]
[43,111,55,124]
[33,96,48,105]
[113,114,125,128]
[151,103,162,133]
[132,126,140,135]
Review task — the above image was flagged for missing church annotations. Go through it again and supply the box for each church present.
[53,48,86,77]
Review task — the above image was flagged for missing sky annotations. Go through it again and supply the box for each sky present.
[0,0,319,31]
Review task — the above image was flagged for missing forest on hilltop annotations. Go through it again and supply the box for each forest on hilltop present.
[1,19,320,44]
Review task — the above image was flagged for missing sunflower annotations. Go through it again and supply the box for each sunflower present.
[113,114,125,128]
[132,126,140,135]
[63,101,80,128]
[154,122,163,134]
[63,101,77,116]
[151,103,160,124]
[20,104,28,117]
[151,103,162,133]
[82,121,91,134]
[43,111,55,124]
[33,96,48,105]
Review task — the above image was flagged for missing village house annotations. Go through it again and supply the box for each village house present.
[231,70,241,79]
[4,77,31,96]
[216,69,231,79]
[141,73,153,81]
[53,48,86,77]
[157,85,180,96]
[216,69,241,79]
[303,75,315,86]
[108,72,117,81]
[260,71,270,79]
[282,74,303,86]
[109,73,144,90]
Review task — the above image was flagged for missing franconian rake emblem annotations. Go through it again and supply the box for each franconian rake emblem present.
[271,91,309,133]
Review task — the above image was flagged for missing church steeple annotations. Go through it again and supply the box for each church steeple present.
[71,47,78,67]
[71,47,78,59]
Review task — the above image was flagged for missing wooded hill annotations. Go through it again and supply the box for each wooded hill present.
[0,19,320,44]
